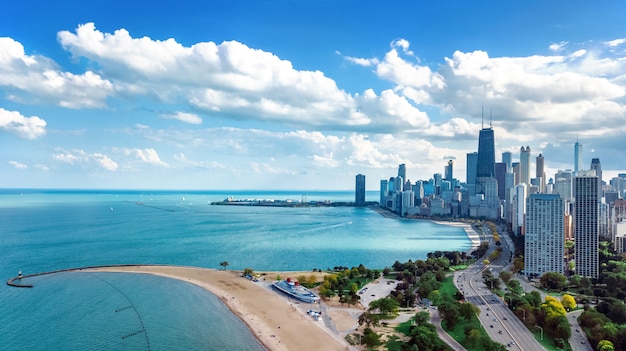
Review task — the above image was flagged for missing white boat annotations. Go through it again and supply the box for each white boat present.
[272,278,320,303]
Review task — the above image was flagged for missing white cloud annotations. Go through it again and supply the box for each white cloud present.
[162,112,202,125]
[0,108,47,139]
[122,148,168,166]
[8,161,27,169]
[0,37,113,108]
[344,56,380,67]
[605,38,626,47]
[549,41,568,52]
[52,149,118,171]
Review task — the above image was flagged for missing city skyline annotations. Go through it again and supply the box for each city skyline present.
[1,1,626,190]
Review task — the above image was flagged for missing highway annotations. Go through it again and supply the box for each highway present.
[453,223,546,350]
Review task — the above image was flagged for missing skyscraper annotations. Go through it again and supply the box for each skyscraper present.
[502,151,512,173]
[398,164,406,185]
[574,171,599,278]
[590,158,603,200]
[520,146,531,185]
[525,194,565,276]
[445,160,454,181]
[536,153,545,193]
[495,162,507,201]
[355,174,366,205]
[466,152,478,195]
[476,128,495,178]
[379,179,388,205]
[574,141,583,173]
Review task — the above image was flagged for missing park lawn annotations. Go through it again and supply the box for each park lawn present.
[444,315,490,351]
[439,275,459,296]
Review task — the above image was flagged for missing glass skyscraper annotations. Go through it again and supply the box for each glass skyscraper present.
[476,127,495,178]
[355,174,366,205]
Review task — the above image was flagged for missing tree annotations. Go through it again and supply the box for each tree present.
[219,261,229,270]
[243,267,254,275]
[413,311,430,326]
[368,297,400,317]
[540,272,568,290]
[438,301,460,329]
[362,327,382,348]
[357,311,379,328]
[459,302,479,321]
[499,271,512,284]
[561,294,577,311]
[598,340,615,351]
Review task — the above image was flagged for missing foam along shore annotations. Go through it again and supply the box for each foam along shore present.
[431,220,482,255]
[87,265,348,351]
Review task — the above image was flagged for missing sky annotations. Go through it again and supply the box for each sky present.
[1,1,625,190]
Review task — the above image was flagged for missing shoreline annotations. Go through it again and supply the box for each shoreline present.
[85,265,349,351]
[371,206,481,255]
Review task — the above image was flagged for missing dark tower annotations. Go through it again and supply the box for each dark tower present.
[476,127,495,178]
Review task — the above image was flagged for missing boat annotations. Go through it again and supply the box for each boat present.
[272,278,320,303]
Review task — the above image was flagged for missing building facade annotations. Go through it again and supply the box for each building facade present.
[574,171,599,278]
[355,174,366,205]
[524,194,565,276]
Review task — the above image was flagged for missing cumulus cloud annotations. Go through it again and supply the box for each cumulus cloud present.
[8,161,27,169]
[52,149,118,171]
[0,108,47,139]
[122,148,168,166]
[0,37,113,108]
[57,23,373,128]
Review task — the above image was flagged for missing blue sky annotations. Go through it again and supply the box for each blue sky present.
[1,1,625,190]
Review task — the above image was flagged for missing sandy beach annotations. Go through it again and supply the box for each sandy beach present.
[88,265,350,351]
[431,220,482,255]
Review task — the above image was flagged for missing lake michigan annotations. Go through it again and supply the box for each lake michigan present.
[0,189,472,350]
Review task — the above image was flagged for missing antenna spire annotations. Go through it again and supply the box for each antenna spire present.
[481,106,484,129]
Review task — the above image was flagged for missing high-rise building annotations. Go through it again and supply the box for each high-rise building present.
[379,179,388,205]
[574,171,600,278]
[590,158,603,200]
[476,128,495,178]
[520,146,531,185]
[398,164,406,187]
[525,194,565,276]
[495,162,507,201]
[466,152,478,195]
[536,153,545,193]
[574,141,583,173]
[445,160,454,181]
[355,174,366,205]
[512,183,527,235]
[554,170,574,201]
[502,152,512,173]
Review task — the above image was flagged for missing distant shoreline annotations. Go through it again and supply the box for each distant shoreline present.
[371,206,481,255]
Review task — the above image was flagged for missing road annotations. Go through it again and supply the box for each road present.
[453,223,546,350]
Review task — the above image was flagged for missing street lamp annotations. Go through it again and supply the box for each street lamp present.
[535,325,543,340]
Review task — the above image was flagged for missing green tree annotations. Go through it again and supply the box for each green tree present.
[414,311,430,326]
[499,270,512,284]
[459,302,479,321]
[598,340,615,351]
[540,272,568,290]
[439,301,460,329]
[219,261,229,270]
[368,297,400,317]
[362,327,382,348]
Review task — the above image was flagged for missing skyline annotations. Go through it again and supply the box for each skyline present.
[1,1,626,190]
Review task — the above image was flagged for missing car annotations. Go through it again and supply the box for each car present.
[581,340,585,344]
[576,329,579,332]
[498,330,503,334]
[486,313,489,316]
[490,325,493,328]
[503,317,507,320]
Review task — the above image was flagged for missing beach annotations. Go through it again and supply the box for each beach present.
[89,265,350,351]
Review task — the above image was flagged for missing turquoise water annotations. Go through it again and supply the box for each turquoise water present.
[0,189,472,350]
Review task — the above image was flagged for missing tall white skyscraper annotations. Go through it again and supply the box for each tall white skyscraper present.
[525,194,565,276]
[574,171,599,278]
